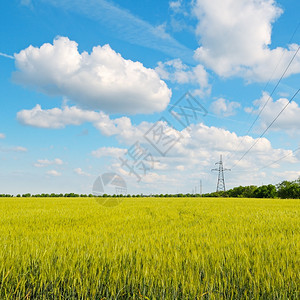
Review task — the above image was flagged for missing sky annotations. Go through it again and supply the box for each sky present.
[0,0,300,195]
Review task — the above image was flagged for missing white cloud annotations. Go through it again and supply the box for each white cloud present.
[244,107,253,114]
[17,104,103,128]
[93,114,134,137]
[185,123,295,175]
[46,170,61,177]
[153,162,168,170]
[17,104,149,145]
[210,98,241,117]
[0,146,28,153]
[91,114,292,175]
[16,100,299,191]
[176,165,185,171]
[91,118,297,191]
[74,168,91,176]
[176,123,273,156]
[34,158,63,168]
[154,23,170,40]
[251,92,300,132]
[91,147,127,158]
[170,0,182,11]
[11,146,27,152]
[44,0,194,64]
[156,59,211,97]
[193,0,300,81]
[14,37,171,114]
[178,123,297,181]
[93,116,152,145]
[168,0,192,33]
[277,91,290,98]
[0,133,5,139]
[18,99,297,186]
[0,52,14,59]
[142,172,168,184]
[272,170,300,182]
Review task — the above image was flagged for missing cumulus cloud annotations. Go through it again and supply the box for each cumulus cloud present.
[18,99,297,183]
[93,114,137,138]
[92,120,297,190]
[193,0,300,81]
[251,92,300,132]
[91,147,127,158]
[156,59,211,97]
[74,168,91,176]
[17,104,103,128]
[34,158,63,168]
[95,119,295,170]
[16,104,150,145]
[26,101,294,176]
[210,98,241,117]
[12,146,27,152]
[0,133,5,139]
[0,146,27,153]
[46,170,61,176]
[272,170,300,182]
[13,37,171,114]
[170,123,297,177]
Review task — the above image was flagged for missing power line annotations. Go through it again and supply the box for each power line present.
[289,21,300,44]
[223,145,300,175]
[231,88,300,169]
[246,46,300,132]
[225,145,300,174]
[227,45,300,162]
[258,146,300,171]
[226,22,300,162]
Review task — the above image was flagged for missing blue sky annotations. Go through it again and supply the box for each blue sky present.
[0,0,300,195]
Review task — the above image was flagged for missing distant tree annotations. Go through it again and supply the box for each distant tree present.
[253,184,276,198]
[22,193,31,197]
[277,179,300,199]
[225,185,258,198]
[227,186,245,197]
[242,185,258,198]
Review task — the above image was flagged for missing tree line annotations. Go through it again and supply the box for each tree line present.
[1,178,300,198]
[203,178,300,199]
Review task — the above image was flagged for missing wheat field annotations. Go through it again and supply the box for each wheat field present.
[0,197,299,299]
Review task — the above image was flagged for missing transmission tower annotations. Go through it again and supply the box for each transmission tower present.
[211,155,231,192]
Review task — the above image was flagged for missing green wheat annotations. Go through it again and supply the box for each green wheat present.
[0,197,299,299]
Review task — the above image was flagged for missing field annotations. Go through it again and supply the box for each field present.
[0,197,299,299]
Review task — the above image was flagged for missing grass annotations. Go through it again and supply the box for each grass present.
[0,197,299,299]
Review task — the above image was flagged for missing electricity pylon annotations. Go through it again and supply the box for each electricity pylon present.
[211,155,231,192]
